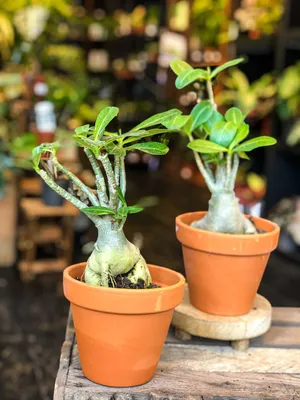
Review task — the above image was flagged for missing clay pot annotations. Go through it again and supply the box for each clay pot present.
[176,212,280,316]
[63,263,185,387]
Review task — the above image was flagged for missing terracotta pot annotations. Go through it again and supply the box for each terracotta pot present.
[63,263,185,387]
[176,212,280,316]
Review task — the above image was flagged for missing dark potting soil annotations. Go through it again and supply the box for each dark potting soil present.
[75,275,160,289]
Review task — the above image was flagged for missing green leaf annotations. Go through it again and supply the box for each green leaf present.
[210,121,237,147]
[122,129,171,144]
[107,145,126,157]
[94,106,119,140]
[32,142,60,170]
[210,58,244,79]
[229,124,249,150]
[239,151,250,160]
[175,69,209,89]
[82,206,116,216]
[163,115,191,130]
[133,109,182,131]
[74,124,90,135]
[117,187,126,206]
[225,107,244,125]
[170,60,193,76]
[126,142,169,155]
[234,136,277,153]
[126,205,143,214]
[188,139,228,154]
[182,116,193,137]
[203,110,224,132]
[191,101,214,131]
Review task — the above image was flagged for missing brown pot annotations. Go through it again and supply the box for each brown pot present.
[176,212,280,316]
[63,263,185,387]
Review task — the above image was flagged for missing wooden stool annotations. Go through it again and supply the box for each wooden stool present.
[172,285,272,350]
[18,198,79,281]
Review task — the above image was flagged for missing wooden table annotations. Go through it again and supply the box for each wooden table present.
[54,308,300,399]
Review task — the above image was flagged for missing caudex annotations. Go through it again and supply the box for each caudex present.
[167,57,277,234]
[32,107,181,287]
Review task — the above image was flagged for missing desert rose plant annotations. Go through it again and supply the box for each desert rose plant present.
[32,106,182,287]
[168,58,276,234]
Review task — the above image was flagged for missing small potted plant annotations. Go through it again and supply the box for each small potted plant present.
[32,106,185,387]
[167,58,280,316]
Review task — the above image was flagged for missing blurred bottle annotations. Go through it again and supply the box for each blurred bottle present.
[34,101,57,145]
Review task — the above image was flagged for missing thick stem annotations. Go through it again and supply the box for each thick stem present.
[114,156,121,188]
[53,158,99,206]
[84,219,151,287]
[225,153,232,190]
[84,149,109,206]
[37,169,100,224]
[119,157,126,196]
[191,190,257,234]
[230,153,239,191]
[98,153,118,209]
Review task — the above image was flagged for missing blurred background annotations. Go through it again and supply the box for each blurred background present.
[0,0,300,399]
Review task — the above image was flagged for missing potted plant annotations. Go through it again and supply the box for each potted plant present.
[167,58,280,316]
[32,106,185,387]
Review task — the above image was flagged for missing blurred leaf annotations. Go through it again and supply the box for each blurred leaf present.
[126,142,169,155]
[225,107,244,125]
[163,115,191,130]
[175,69,208,89]
[74,124,90,135]
[234,137,277,152]
[239,151,250,160]
[229,124,249,150]
[133,109,181,130]
[210,58,244,79]
[32,142,59,170]
[82,206,116,216]
[170,60,193,76]
[188,139,228,153]
[125,205,143,214]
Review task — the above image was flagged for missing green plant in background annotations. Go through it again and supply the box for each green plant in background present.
[277,62,300,121]
[32,107,181,287]
[168,58,276,234]
[192,0,230,47]
[216,68,277,119]
[234,0,283,37]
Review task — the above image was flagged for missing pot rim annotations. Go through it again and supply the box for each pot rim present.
[176,211,280,239]
[63,263,185,314]
[64,263,185,294]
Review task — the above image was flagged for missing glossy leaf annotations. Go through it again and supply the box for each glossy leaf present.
[210,121,237,147]
[182,116,193,137]
[188,139,228,154]
[163,115,191,130]
[191,101,213,131]
[126,205,144,214]
[74,124,90,135]
[225,107,244,125]
[133,109,181,130]
[234,136,277,153]
[203,109,224,132]
[175,69,208,89]
[94,106,119,140]
[82,206,116,215]
[126,142,169,155]
[107,145,126,157]
[229,124,249,150]
[170,60,193,76]
[210,58,244,79]
[122,129,170,144]
[117,186,126,206]
[239,151,250,160]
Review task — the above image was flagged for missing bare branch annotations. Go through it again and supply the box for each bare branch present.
[98,152,118,209]
[38,170,100,224]
[206,79,217,110]
[225,153,232,190]
[52,158,99,206]
[84,149,109,206]
[114,156,121,188]
[120,157,126,196]
[229,153,239,191]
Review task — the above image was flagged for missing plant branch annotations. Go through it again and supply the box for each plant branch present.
[37,169,99,224]
[52,158,99,206]
[229,153,239,191]
[189,136,216,192]
[98,152,118,209]
[114,156,121,187]
[84,149,109,206]
[204,161,215,183]
[206,79,217,110]
[119,157,126,197]
[225,153,232,190]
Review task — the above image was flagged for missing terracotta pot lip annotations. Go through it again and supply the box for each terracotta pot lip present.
[176,211,280,239]
[64,262,185,294]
